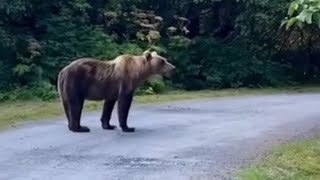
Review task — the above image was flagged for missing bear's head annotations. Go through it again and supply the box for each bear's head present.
[143,50,176,79]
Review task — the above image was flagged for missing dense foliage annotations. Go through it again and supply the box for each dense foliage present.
[0,0,319,101]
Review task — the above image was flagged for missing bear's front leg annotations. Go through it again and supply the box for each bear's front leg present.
[101,99,117,130]
[117,91,135,132]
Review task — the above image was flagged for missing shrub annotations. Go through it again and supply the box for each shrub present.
[0,82,58,102]
[30,82,58,101]
[135,76,167,95]
[167,37,291,90]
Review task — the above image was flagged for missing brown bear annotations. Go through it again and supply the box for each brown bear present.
[57,50,176,133]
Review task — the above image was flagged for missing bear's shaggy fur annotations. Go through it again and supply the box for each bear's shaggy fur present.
[57,51,175,133]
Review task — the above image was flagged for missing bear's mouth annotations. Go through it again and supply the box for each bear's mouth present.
[163,75,170,80]
[163,71,174,79]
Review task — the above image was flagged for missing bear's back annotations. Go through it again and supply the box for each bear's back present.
[64,58,115,79]
[61,58,121,100]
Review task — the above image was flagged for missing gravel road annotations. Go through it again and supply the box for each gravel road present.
[1,93,320,180]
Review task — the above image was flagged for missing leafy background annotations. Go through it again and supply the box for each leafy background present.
[0,0,319,101]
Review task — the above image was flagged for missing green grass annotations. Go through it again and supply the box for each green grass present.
[238,138,320,180]
[1,85,320,131]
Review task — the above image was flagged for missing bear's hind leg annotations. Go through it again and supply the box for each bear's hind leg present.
[69,98,90,133]
[61,99,71,128]
[101,99,117,130]
[117,92,135,133]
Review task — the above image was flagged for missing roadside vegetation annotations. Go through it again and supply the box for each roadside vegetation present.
[239,137,320,180]
[2,0,320,102]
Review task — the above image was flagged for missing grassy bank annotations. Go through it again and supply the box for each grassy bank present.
[1,86,320,130]
[238,138,320,180]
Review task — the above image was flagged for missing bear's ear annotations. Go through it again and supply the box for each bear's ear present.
[143,50,152,61]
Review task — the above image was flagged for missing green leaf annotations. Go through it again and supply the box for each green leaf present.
[313,13,320,28]
[280,19,289,28]
[288,2,299,16]
[13,64,31,76]
[296,9,313,24]
[306,11,313,24]
[297,21,305,28]
[286,17,298,29]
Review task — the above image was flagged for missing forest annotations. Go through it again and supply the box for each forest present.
[1,0,320,101]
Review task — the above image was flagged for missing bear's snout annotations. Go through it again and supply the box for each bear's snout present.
[163,64,176,78]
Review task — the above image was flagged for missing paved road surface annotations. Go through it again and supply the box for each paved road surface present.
[1,94,320,180]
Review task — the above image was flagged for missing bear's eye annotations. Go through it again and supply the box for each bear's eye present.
[160,59,165,65]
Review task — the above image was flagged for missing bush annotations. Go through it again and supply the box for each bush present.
[135,76,167,95]
[148,77,167,94]
[30,82,58,101]
[167,37,291,90]
[0,82,58,102]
